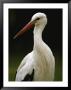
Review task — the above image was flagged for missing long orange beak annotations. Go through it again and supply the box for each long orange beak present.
[13,21,35,39]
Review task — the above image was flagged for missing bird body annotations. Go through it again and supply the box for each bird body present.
[15,12,55,81]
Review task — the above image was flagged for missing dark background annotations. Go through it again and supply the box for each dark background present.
[9,9,62,81]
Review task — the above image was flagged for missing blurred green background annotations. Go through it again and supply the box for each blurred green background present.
[9,9,62,81]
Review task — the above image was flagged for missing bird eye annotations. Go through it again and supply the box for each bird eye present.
[36,18,40,21]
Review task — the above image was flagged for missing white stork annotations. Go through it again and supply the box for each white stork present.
[14,12,55,81]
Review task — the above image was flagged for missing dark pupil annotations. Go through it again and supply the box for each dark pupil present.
[36,18,40,20]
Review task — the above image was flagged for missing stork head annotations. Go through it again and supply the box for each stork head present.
[31,12,47,26]
[13,12,47,39]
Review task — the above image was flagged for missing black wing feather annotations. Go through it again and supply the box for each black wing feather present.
[22,69,34,81]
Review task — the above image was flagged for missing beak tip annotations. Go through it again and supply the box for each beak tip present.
[13,21,33,39]
[13,36,16,39]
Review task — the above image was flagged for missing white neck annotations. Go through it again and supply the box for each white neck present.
[33,24,45,50]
